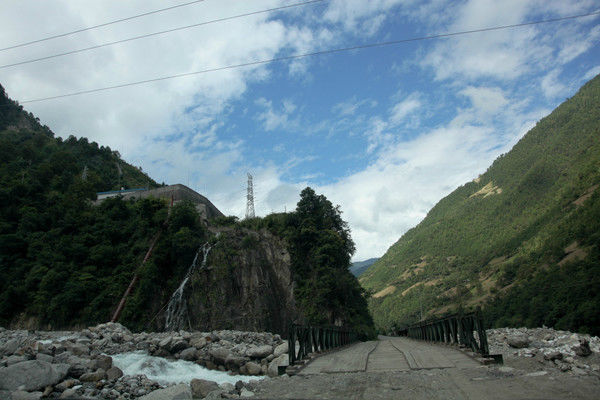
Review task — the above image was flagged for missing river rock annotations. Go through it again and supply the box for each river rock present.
[138,383,192,400]
[158,337,172,350]
[59,388,78,399]
[190,378,219,398]
[226,354,247,369]
[189,335,207,349]
[55,379,79,391]
[11,390,42,400]
[240,388,255,398]
[106,366,123,381]
[507,335,530,349]
[93,354,112,371]
[170,339,189,354]
[66,343,89,357]
[1,339,21,357]
[209,347,231,365]
[572,339,592,357]
[246,345,272,359]
[267,353,288,377]
[5,355,27,366]
[66,363,88,379]
[245,361,262,375]
[544,351,563,361]
[35,353,53,363]
[273,342,288,357]
[179,347,197,361]
[79,368,106,382]
[0,360,69,391]
[205,389,225,400]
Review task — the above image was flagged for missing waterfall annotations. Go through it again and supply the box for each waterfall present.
[164,242,211,331]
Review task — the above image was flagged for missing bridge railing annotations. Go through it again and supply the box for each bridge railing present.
[288,324,358,365]
[397,308,502,363]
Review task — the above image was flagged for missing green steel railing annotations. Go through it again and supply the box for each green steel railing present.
[288,324,358,365]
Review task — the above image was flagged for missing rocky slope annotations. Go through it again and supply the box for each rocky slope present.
[184,227,299,336]
[488,327,600,377]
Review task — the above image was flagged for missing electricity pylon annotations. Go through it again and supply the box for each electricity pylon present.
[245,173,255,219]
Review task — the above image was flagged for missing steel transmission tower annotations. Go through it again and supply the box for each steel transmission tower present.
[245,173,255,219]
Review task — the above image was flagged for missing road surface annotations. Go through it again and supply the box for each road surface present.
[251,336,600,399]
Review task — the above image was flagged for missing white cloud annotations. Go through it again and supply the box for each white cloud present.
[254,98,298,131]
[389,93,421,124]
[583,65,600,81]
[324,0,405,33]
[459,86,508,115]
[332,97,377,116]
[541,69,567,99]
[418,0,598,82]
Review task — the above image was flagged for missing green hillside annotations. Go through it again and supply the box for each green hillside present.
[0,84,183,328]
[361,75,600,335]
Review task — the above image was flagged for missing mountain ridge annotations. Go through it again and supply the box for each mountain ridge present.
[361,75,600,335]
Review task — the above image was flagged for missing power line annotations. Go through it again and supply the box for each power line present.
[0,0,326,70]
[0,0,209,52]
[15,9,600,104]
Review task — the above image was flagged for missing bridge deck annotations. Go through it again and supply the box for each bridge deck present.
[253,336,600,399]
[301,336,477,374]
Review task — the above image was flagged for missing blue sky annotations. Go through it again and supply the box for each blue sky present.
[1,0,599,260]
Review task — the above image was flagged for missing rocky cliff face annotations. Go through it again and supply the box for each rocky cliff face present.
[181,227,299,336]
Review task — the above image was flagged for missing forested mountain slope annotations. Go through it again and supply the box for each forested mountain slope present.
[361,75,600,335]
[0,84,164,327]
[0,85,374,338]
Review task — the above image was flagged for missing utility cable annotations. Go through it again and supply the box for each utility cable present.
[15,9,600,104]
[0,0,325,70]
[0,0,209,52]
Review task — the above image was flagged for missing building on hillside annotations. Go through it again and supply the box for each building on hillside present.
[95,184,224,222]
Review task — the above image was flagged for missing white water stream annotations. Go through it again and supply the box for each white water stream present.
[112,351,264,386]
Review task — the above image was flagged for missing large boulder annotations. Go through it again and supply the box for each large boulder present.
[11,391,42,400]
[189,335,207,349]
[79,368,106,382]
[273,342,288,357]
[93,355,112,371]
[209,348,231,365]
[267,353,288,377]
[0,360,69,391]
[190,379,219,398]
[106,366,123,381]
[179,347,197,361]
[507,335,530,349]
[572,339,592,357]
[244,361,262,376]
[246,345,272,359]
[138,383,192,400]
[170,339,189,354]
[0,339,21,356]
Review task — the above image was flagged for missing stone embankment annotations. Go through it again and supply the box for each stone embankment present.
[0,322,289,399]
[487,327,600,377]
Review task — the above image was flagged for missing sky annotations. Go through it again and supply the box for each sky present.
[0,0,598,261]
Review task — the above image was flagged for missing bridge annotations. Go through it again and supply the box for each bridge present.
[251,335,599,399]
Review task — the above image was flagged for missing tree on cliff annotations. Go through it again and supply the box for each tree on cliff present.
[288,187,375,339]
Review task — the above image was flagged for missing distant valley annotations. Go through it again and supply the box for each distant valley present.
[350,258,379,277]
